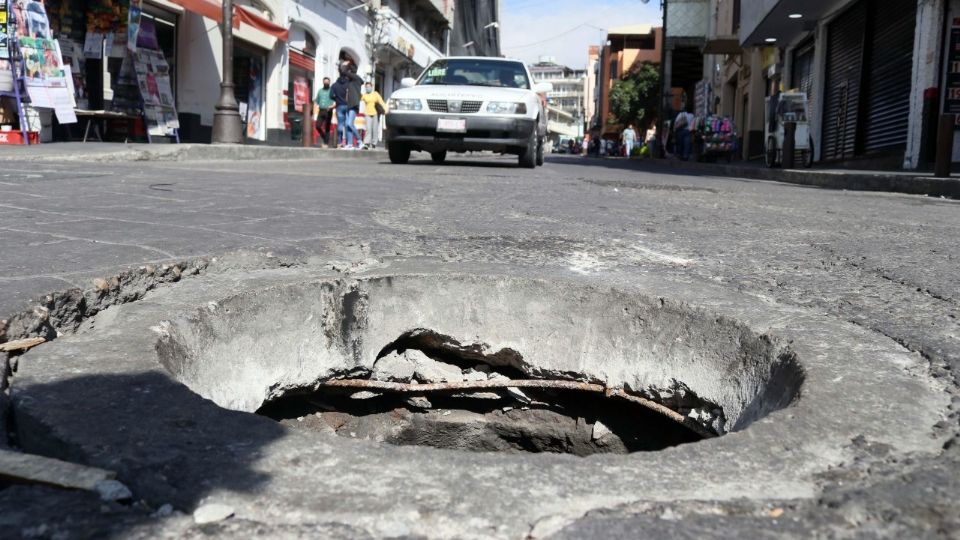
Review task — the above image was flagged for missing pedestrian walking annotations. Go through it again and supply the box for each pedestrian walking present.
[622,124,637,157]
[360,81,386,149]
[330,62,363,149]
[581,136,589,156]
[674,109,695,160]
[315,77,334,147]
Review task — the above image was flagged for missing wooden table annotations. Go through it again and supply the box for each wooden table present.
[74,109,140,142]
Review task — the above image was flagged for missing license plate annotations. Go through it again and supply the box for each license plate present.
[437,118,466,133]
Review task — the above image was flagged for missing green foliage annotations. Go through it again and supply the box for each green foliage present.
[608,62,660,129]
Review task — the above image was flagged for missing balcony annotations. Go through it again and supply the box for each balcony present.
[379,5,446,69]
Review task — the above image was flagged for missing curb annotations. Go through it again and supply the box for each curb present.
[0,144,388,163]
[633,159,960,199]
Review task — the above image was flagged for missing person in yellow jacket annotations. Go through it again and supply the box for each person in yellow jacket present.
[360,82,386,149]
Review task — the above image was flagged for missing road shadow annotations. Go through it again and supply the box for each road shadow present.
[405,157,524,169]
[3,370,295,537]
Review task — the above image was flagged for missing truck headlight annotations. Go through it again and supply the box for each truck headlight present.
[389,98,422,111]
[486,102,527,114]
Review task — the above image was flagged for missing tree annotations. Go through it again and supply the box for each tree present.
[608,62,660,130]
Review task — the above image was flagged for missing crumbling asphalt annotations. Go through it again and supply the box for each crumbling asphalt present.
[1,152,959,538]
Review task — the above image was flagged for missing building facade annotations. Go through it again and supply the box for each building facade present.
[265,0,452,144]
[738,0,953,169]
[530,56,587,125]
[40,0,450,144]
[701,0,772,160]
[585,45,600,136]
[592,25,662,139]
[662,0,708,120]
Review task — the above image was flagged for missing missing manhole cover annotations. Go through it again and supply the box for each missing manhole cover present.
[154,274,803,456]
[258,341,712,455]
[11,263,949,538]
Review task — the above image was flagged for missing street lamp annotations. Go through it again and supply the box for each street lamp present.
[212,0,243,144]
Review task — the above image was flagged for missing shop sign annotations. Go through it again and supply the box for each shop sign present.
[293,76,309,112]
[396,36,414,58]
[945,17,960,126]
[761,46,777,70]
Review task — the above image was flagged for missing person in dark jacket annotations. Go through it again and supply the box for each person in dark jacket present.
[329,74,348,147]
[314,77,334,146]
[343,64,363,148]
[330,61,363,149]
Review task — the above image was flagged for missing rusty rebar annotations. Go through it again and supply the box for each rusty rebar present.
[317,378,717,439]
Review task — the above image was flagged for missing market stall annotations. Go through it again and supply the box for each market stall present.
[0,0,180,143]
[694,114,737,163]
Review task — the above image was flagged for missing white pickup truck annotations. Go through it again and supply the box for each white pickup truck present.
[384,57,552,168]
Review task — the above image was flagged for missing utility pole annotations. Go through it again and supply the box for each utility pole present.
[212,0,243,144]
[658,0,668,158]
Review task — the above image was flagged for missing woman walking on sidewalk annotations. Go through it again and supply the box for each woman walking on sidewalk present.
[360,82,386,149]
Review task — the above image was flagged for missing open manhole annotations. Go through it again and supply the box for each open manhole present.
[154,274,803,456]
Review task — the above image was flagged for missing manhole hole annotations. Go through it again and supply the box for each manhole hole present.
[154,274,804,456]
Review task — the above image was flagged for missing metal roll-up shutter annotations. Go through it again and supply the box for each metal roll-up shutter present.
[862,0,916,152]
[822,1,866,161]
[791,39,815,120]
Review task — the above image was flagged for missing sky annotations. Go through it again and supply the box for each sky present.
[499,0,663,70]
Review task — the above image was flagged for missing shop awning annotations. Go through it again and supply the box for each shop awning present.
[235,6,288,41]
[169,0,288,41]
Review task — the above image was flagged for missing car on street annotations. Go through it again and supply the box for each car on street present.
[384,57,552,168]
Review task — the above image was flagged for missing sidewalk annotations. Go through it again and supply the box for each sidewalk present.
[0,142,386,163]
[630,157,960,199]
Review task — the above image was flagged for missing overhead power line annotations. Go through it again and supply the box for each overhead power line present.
[502,22,606,49]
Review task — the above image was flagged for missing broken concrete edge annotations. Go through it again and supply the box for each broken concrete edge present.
[632,160,960,199]
[0,447,132,501]
[9,261,953,539]
[0,248,315,450]
[0,145,387,164]
[0,260,209,347]
[0,248,316,346]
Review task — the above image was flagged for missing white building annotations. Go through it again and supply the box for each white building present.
[162,0,449,143]
[529,57,587,139]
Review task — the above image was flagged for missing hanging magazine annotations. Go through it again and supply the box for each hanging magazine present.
[133,47,177,136]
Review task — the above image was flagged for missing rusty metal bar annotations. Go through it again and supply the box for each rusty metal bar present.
[318,378,717,439]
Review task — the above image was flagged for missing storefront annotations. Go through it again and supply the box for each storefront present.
[790,38,814,106]
[286,29,315,143]
[821,0,916,161]
[10,0,184,142]
[234,42,267,140]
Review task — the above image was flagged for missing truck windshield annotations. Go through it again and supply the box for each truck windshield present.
[419,59,531,89]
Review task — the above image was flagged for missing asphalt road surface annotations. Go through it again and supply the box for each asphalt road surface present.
[1,153,958,538]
